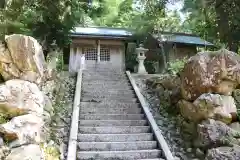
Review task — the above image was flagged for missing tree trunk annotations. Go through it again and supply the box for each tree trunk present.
[215,0,229,43]
[0,0,5,8]
[229,42,239,53]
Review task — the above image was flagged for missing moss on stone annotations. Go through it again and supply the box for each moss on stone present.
[40,143,60,160]
[0,113,9,124]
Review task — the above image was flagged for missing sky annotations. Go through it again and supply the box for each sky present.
[166,1,183,11]
[166,1,186,22]
[133,0,186,22]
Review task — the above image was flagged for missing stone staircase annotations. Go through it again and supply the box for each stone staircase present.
[77,68,165,160]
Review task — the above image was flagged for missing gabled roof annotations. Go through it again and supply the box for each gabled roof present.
[70,27,214,46]
[71,27,133,39]
[153,32,214,46]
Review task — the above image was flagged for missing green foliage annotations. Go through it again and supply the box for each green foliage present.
[56,52,64,71]
[125,53,138,72]
[182,0,240,52]
[144,60,156,74]
[0,113,9,124]
[167,57,188,75]
[93,0,182,35]
[40,142,60,160]
[0,0,107,52]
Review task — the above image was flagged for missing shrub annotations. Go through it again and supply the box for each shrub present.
[167,57,187,75]
[144,60,156,74]
[0,113,9,124]
[56,52,64,71]
[46,50,64,72]
[125,53,138,72]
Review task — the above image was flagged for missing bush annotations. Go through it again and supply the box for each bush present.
[56,54,64,71]
[125,53,138,72]
[46,50,64,72]
[144,60,156,74]
[167,57,187,75]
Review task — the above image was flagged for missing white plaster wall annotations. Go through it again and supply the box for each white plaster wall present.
[84,47,124,72]
[69,39,125,72]
[69,45,83,73]
[110,47,125,71]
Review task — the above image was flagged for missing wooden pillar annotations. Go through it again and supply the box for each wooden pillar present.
[97,40,100,62]
[159,43,167,71]
[69,45,74,72]
[63,45,70,65]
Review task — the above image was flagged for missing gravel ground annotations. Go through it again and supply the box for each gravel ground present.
[132,74,204,160]
[59,73,76,160]
[42,71,76,160]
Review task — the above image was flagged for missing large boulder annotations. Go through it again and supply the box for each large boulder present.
[233,89,240,108]
[0,146,10,159]
[178,99,201,121]
[0,42,20,80]
[0,34,47,84]
[193,93,236,123]
[178,93,236,123]
[205,146,240,160]
[196,119,240,149]
[181,49,240,101]
[146,74,182,105]
[6,144,43,160]
[146,74,180,90]
[0,79,45,118]
[0,114,45,148]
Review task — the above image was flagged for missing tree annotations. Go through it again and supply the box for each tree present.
[182,0,240,52]
[0,0,187,54]
[0,0,5,8]
[0,0,31,39]
[0,0,113,58]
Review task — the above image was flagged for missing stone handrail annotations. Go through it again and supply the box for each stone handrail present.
[126,71,175,160]
[66,69,82,160]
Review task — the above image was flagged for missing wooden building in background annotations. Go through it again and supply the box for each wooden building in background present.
[144,32,214,73]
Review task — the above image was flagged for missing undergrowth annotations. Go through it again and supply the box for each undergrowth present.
[167,57,187,75]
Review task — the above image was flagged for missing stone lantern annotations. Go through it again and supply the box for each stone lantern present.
[136,44,148,74]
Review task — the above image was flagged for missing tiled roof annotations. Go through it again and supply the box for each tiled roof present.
[153,32,214,46]
[71,27,132,37]
[71,27,214,46]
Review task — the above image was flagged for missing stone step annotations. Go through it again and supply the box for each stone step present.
[83,82,131,85]
[82,93,136,98]
[139,159,165,160]
[80,102,140,108]
[83,78,127,81]
[78,141,157,151]
[83,79,129,82]
[83,86,132,90]
[80,106,142,114]
[81,94,136,100]
[78,133,154,142]
[84,70,125,73]
[81,97,138,103]
[79,120,147,126]
[84,69,125,73]
[83,81,130,85]
[79,126,151,134]
[103,91,135,95]
[84,75,126,77]
[84,78,127,80]
[77,150,161,160]
[84,72,124,74]
[81,89,134,94]
[82,86,132,90]
[79,114,145,120]
[82,89,134,93]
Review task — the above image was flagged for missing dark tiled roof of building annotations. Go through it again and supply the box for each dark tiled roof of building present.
[153,32,214,46]
[71,27,214,46]
[71,27,132,38]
